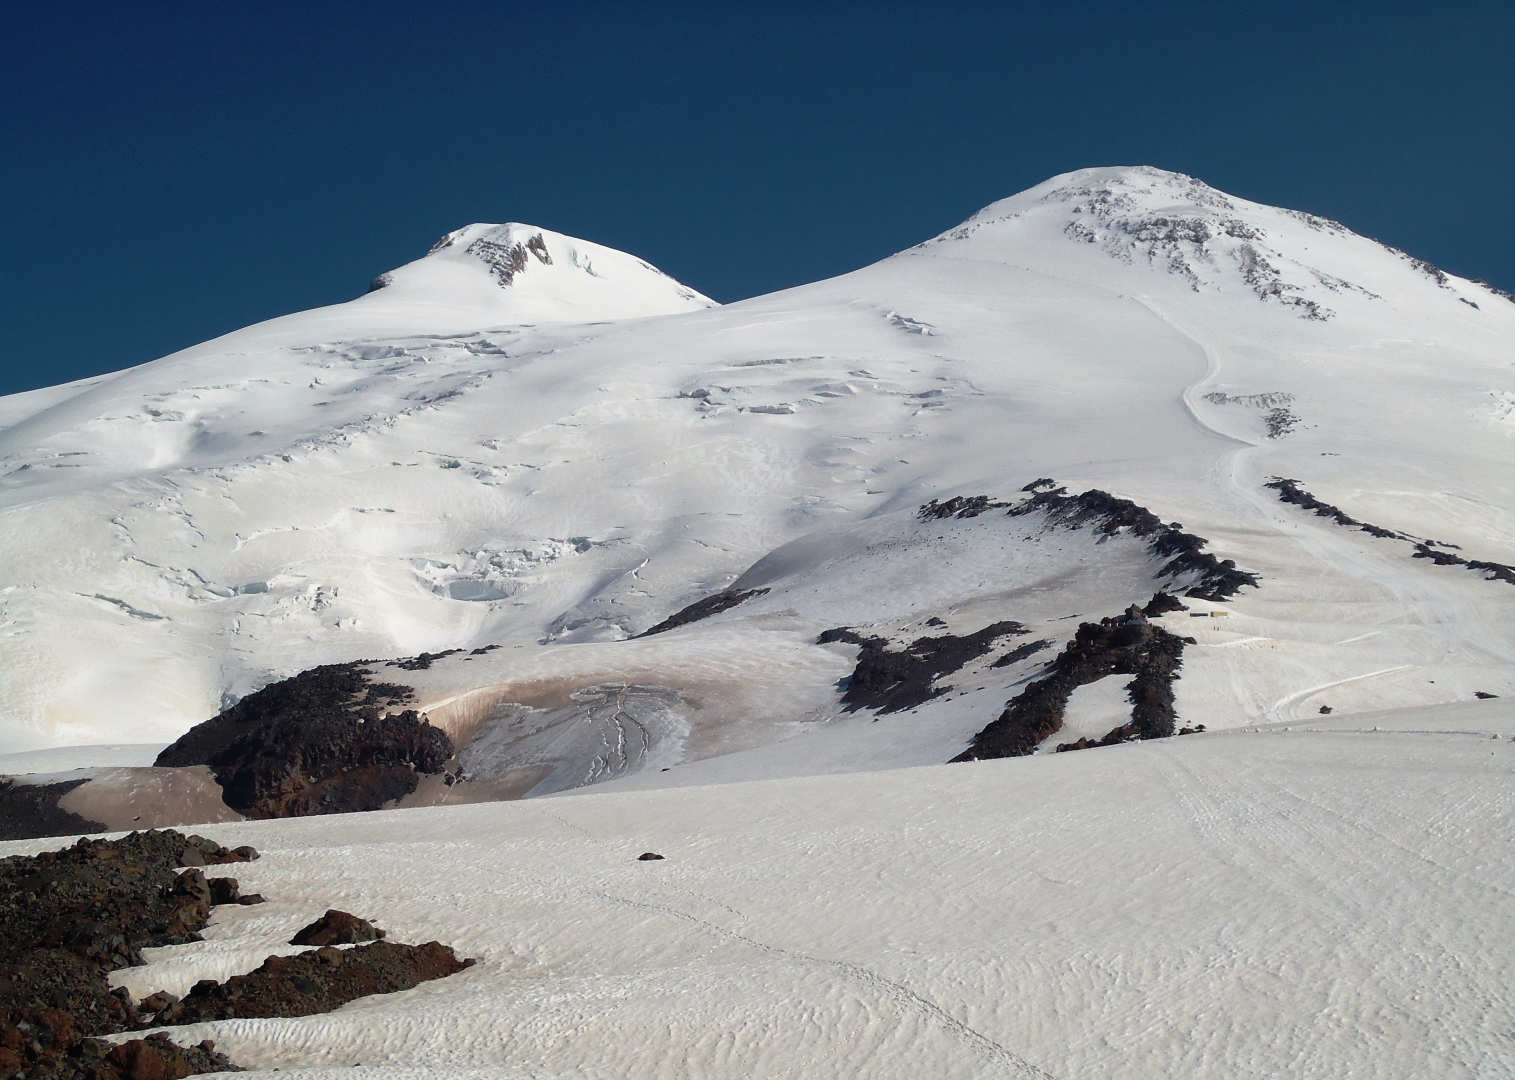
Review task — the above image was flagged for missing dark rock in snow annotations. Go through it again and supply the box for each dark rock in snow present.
[637,852,665,861]
[917,495,1009,520]
[0,830,261,1077]
[990,639,1054,669]
[0,779,105,843]
[2,829,470,1078]
[161,941,472,1024]
[638,587,771,637]
[953,597,1195,761]
[1142,591,1189,617]
[1266,478,1515,586]
[207,877,263,906]
[392,650,462,671]
[821,622,1030,713]
[1009,486,1260,601]
[291,910,386,947]
[0,1014,240,1079]
[156,662,452,819]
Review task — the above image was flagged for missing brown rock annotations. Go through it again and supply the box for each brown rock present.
[166,940,471,1023]
[290,909,386,947]
[139,992,178,1014]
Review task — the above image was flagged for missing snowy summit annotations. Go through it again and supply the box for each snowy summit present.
[365,221,715,322]
[0,167,1511,1080]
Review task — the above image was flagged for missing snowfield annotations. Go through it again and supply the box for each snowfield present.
[2,167,1510,755]
[1,166,1512,1076]
[4,698,1511,1079]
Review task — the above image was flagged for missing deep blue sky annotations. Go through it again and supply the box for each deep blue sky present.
[2,2,1511,397]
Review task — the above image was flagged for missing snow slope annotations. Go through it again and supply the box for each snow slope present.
[2,697,1509,1079]
[3,166,1512,1079]
[1,167,1511,773]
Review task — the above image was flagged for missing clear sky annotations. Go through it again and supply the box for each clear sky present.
[2,1,1511,397]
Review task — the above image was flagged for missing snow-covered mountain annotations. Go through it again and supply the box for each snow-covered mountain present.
[2,167,1512,1080]
[3,166,1509,756]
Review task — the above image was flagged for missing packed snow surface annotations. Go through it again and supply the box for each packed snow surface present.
[3,698,1510,1078]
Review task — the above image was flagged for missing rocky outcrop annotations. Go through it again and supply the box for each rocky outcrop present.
[820,622,1030,713]
[0,830,258,1078]
[917,495,1010,520]
[1266,478,1514,586]
[1010,484,1259,601]
[989,639,1053,669]
[0,1013,239,1080]
[156,663,452,819]
[638,587,771,637]
[952,602,1195,761]
[159,941,471,1024]
[290,909,385,947]
[0,779,105,843]
[3,829,474,1077]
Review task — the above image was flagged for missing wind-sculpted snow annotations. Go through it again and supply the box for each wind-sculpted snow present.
[3,698,1507,1079]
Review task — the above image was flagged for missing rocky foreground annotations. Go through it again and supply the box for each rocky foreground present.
[0,830,472,1079]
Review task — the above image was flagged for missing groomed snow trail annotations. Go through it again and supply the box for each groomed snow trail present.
[1129,294,1510,727]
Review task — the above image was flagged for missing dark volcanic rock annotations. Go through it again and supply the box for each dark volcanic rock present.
[917,495,1009,520]
[638,587,771,637]
[157,663,414,768]
[1142,591,1189,617]
[1011,486,1259,601]
[1,832,233,990]
[207,877,264,906]
[291,909,385,947]
[1,830,260,1078]
[155,662,452,819]
[392,650,461,671]
[1264,478,1409,539]
[1266,478,1515,586]
[176,834,258,867]
[953,601,1195,761]
[0,779,105,843]
[2,829,470,1077]
[820,622,1029,713]
[989,639,1054,669]
[162,941,471,1024]
[637,852,665,861]
[0,1011,240,1079]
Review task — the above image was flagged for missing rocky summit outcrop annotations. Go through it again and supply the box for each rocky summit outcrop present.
[155,662,452,819]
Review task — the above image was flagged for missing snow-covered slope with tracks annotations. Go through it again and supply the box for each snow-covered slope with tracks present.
[1,166,1510,763]
[3,166,1513,1080]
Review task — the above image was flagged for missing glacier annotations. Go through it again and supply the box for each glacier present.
[1,166,1511,1079]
